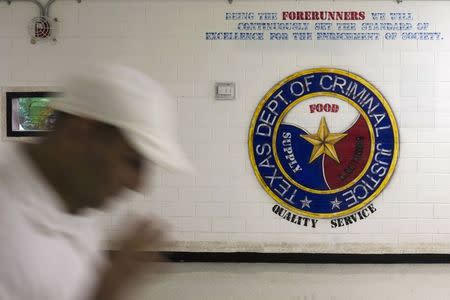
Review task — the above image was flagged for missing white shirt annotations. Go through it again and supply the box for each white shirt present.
[0,145,106,300]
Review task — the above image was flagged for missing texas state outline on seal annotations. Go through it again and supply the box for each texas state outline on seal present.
[248,68,399,226]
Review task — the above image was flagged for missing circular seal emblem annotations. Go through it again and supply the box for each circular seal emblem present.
[249,69,399,218]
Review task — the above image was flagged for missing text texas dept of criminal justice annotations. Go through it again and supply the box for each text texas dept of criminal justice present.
[248,69,399,229]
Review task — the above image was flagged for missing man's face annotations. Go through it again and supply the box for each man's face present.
[66,119,146,209]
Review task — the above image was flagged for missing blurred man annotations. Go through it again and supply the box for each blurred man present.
[0,66,191,300]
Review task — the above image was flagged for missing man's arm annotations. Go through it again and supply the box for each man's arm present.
[91,219,167,300]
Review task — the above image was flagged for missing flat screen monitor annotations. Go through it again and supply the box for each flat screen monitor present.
[5,91,61,138]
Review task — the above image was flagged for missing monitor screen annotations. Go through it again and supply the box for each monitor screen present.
[6,91,61,137]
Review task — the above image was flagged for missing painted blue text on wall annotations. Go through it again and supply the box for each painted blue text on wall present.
[205,11,444,41]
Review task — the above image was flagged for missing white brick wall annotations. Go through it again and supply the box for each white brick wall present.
[1,0,450,253]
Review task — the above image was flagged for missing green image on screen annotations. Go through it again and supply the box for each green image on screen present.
[14,97,56,131]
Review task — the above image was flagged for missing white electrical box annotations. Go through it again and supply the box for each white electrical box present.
[215,82,235,100]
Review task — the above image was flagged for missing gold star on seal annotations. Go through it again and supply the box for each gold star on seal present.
[301,117,348,164]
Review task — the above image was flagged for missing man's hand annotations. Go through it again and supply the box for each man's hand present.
[93,218,169,300]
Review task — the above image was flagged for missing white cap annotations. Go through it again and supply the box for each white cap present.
[50,65,193,173]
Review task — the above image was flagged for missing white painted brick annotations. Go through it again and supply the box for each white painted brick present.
[371,203,399,219]
[434,204,450,218]
[194,232,228,242]
[230,202,263,217]
[51,2,79,38]
[367,51,400,67]
[167,231,195,242]
[9,2,35,37]
[195,111,228,128]
[278,64,307,80]
[398,234,433,244]
[163,52,195,67]
[436,51,450,66]
[417,187,450,203]
[194,81,215,98]
[401,51,435,65]
[383,186,418,203]
[350,65,383,82]
[180,127,212,144]
[148,187,179,202]
[246,217,282,233]
[417,96,435,112]
[398,204,434,218]
[419,129,450,143]
[332,233,398,244]
[211,99,246,114]
[400,112,434,128]
[346,219,383,234]
[273,233,331,244]
[315,40,349,54]
[0,39,11,59]
[395,158,418,173]
[195,143,226,163]
[435,113,450,128]
[262,203,283,218]
[350,39,384,52]
[228,232,267,243]
[178,62,211,81]
[435,175,450,187]
[400,143,432,158]
[297,54,332,67]
[212,217,245,233]
[2,0,450,252]
[417,65,436,82]
[177,109,195,129]
[436,220,450,234]
[417,219,439,234]
[163,201,195,217]
[399,97,418,112]
[212,126,247,144]
[383,39,417,52]
[435,66,450,82]
[418,37,450,51]
[212,158,246,175]
[432,234,450,244]
[195,171,230,188]
[151,63,179,82]
[262,52,296,70]
[382,219,417,234]
[418,159,450,174]
[400,128,418,143]
[229,172,259,188]
[11,64,47,83]
[0,7,12,37]
[400,173,434,186]
[212,187,246,203]
[387,65,417,82]
[380,83,400,103]
[246,187,272,203]
[229,52,262,69]
[280,220,340,233]
[169,81,195,97]
[210,63,246,82]
[400,82,434,97]
[179,187,213,203]
[176,217,211,232]
[161,171,196,187]
[435,82,450,97]
[434,144,450,158]
[196,202,229,217]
